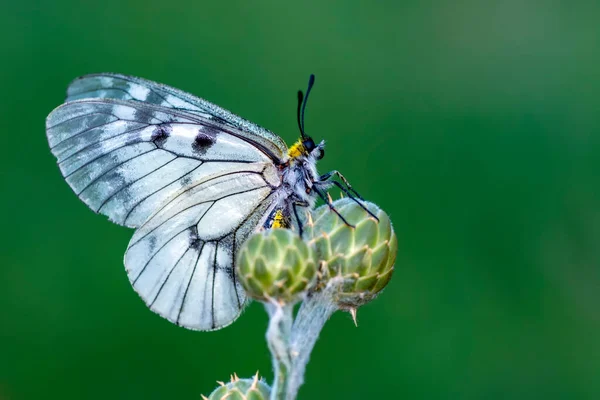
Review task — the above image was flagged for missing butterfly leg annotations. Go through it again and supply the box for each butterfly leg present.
[313,186,354,228]
[329,181,379,220]
[318,171,379,221]
[292,200,309,238]
[319,170,364,200]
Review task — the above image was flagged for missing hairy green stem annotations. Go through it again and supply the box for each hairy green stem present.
[287,286,338,399]
[265,280,342,400]
[265,302,294,400]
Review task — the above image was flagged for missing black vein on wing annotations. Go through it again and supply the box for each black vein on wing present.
[131,203,215,283]
[211,240,219,329]
[59,125,150,171]
[71,87,143,101]
[138,188,276,328]
[130,181,269,249]
[75,74,205,112]
[61,136,256,185]
[131,181,271,283]
[50,102,167,150]
[131,171,270,246]
[49,112,120,149]
[62,140,149,181]
[131,188,273,290]
[231,231,241,308]
[47,111,116,131]
[72,99,283,163]
[93,155,180,212]
[149,246,193,308]
[72,75,177,108]
[121,162,204,225]
[176,243,204,325]
[76,148,165,196]
[94,158,261,226]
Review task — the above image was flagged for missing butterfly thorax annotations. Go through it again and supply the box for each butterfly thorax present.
[278,138,325,207]
[287,139,308,159]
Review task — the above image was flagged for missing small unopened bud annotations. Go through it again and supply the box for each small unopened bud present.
[203,372,270,400]
[236,229,317,304]
[306,198,397,309]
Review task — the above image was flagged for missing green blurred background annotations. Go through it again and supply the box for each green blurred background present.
[1,0,599,399]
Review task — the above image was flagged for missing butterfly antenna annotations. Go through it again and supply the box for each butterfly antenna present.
[297,90,306,139]
[300,74,315,134]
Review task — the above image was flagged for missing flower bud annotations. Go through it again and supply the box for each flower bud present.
[236,228,317,304]
[203,373,270,400]
[305,198,396,309]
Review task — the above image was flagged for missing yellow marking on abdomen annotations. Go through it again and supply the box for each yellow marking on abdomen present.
[272,209,287,228]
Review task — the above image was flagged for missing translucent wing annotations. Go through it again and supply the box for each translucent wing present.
[125,162,279,330]
[46,98,283,228]
[46,96,284,330]
[66,73,288,158]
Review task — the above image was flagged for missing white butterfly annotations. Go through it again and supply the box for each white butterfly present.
[46,73,373,330]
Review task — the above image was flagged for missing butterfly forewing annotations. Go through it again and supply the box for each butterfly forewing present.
[47,99,276,228]
[46,79,287,330]
[65,73,288,160]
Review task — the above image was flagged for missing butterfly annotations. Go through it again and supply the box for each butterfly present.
[46,73,375,331]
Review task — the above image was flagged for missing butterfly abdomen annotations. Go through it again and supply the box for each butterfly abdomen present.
[263,208,291,229]
[272,210,288,228]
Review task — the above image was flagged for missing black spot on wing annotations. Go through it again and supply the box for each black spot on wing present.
[148,235,157,254]
[190,239,203,250]
[180,174,193,186]
[189,226,203,250]
[151,124,171,148]
[192,126,218,155]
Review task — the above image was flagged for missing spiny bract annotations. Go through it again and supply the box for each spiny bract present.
[236,228,317,304]
[305,198,397,309]
[203,373,270,400]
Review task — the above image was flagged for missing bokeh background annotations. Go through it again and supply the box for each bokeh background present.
[1,1,599,399]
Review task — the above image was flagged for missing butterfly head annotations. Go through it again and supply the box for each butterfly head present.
[302,136,325,160]
[288,136,325,160]
[290,74,324,161]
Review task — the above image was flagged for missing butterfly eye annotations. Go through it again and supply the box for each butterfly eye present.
[303,138,316,152]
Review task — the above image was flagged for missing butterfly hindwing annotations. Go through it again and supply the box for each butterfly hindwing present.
[124,164,279,330]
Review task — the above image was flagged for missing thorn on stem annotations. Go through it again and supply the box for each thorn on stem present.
[349,308,358,327]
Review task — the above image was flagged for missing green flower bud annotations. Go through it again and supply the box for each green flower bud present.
[203,373,270,400]
[236,228,317,304]
[305,198,397,309]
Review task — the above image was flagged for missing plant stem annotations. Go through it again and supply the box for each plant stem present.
[265,302,294,400]
[287,288,337,399]
[265,280,341,400]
